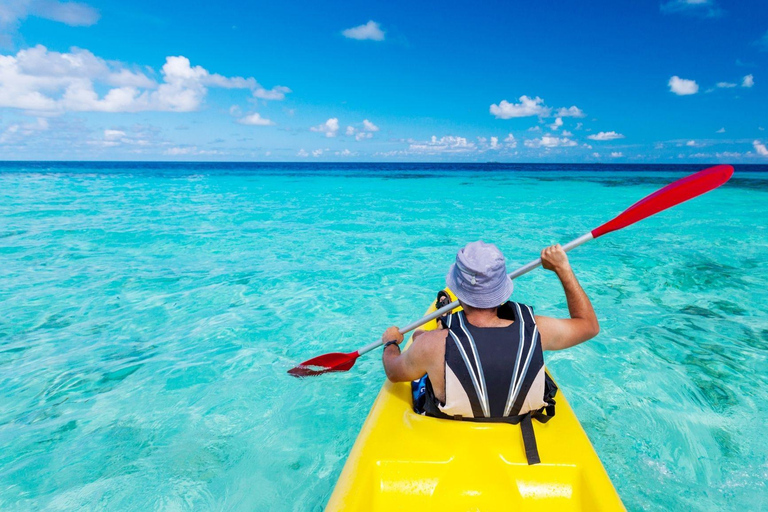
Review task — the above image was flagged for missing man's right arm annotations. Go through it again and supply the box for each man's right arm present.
[381,326,434,383]
[535,244,600,351]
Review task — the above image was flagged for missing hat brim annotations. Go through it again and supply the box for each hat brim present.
[446,263,514,309]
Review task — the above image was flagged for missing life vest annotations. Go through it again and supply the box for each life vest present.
[416,300,557,465]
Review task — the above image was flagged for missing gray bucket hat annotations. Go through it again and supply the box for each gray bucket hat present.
[446,241,514,308]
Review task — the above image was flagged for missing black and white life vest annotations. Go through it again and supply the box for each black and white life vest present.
[421,301,557,464]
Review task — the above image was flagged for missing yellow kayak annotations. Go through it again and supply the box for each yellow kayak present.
[325,293,625,511]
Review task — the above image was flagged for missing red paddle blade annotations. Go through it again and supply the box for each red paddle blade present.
[287,351,359,377]
[591,164,734,239]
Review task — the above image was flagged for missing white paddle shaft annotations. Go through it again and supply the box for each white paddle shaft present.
[356,231,594,356]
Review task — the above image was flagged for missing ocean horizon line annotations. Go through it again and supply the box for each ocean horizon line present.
[0,160,766,170]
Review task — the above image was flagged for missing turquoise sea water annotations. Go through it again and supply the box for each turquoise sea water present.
[0,162,766,511]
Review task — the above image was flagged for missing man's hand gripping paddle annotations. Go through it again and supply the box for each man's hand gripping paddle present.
[288,165,734,377]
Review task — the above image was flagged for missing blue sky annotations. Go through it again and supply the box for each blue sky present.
[0,0,766,162]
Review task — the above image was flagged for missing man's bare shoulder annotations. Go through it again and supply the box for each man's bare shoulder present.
[410,328,447,357]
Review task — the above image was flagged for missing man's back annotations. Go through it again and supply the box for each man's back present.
[407,305,515,404]
[380,243,600,406]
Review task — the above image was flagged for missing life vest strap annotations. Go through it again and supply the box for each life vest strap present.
[520,414,539,465]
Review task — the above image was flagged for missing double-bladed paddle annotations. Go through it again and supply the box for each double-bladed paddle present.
[288,164,734,377]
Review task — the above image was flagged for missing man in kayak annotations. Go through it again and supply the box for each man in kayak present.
[380,241,599,428]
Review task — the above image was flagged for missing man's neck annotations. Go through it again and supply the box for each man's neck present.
[462,304,500,326]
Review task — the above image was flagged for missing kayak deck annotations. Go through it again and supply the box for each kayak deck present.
[326,298,624,511]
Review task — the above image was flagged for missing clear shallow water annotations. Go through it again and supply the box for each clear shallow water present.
[0,162,766,511]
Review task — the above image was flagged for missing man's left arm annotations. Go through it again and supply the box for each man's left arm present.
[381,326,430,382]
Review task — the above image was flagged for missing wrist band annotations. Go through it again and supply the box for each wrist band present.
[384,340,401,350]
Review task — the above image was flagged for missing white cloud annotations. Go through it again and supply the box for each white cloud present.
[716,82,737,88]
[31,0,98,25]
[490,96,551,119]
[742,74,754,88]
[661,0,722,17]
[83,125,161,149]
[0,0,99,37]
[592,152,600,158]
[549,117,563,131]
[587,131,625,141]
[253,85,291,100]
[475,136,500,151]
[297,149,309,157]
[524,136,577,148]
[490,96,584,121]
[238,112,274,126]
[312,149,324,157]
[362,119,379,132]
[555,106,586,118]
[165,146,194,156]
[310,118,339,137]
[716,127,725,133]
[383,134,520,158]
[106,69,155,89]
[164,145,220,156]
[716,151,741,158]
[562,130,573,136]
[669,76,699,95]
[610,151,624,158]
[345,119,379,140]
[0,46,286,114]
[336,149,356,157]
[103,129,125,140]
[0,116,49,143]
[342,20,385,41]
[754,140,768,156]
[409,135,476,153]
